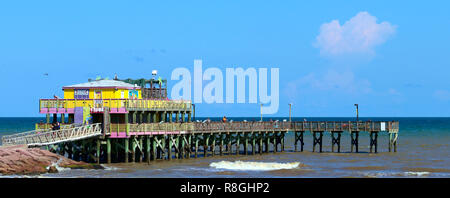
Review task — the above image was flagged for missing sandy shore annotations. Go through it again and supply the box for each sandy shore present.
[0,145,91,175]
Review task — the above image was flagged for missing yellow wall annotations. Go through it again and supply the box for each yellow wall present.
[63,88,142,99]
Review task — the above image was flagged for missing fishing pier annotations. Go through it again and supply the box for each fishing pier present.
[1,77,399,164]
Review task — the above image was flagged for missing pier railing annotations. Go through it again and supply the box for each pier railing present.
[39,98,191,113]
[107,121,399,134]
[1,123,102,147]
[108,123,195,134]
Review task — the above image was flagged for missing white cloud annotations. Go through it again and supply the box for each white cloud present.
[314,11,397,56]
[285,70,372,102]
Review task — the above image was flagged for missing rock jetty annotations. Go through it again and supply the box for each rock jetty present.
[0,145,91,175]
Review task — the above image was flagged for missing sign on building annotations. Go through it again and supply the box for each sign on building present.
[74,89,89,99]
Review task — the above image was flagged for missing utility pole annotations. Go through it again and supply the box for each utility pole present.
[260,104,263,121]
[354,104,359,121]
[289,103,292,122]
[192,104,195,121]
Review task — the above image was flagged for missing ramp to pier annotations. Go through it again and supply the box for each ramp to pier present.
[1,123,102,147]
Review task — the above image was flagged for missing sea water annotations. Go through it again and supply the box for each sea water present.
[1,117,449,178]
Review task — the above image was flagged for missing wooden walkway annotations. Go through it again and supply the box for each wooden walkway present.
[1,123,102,147]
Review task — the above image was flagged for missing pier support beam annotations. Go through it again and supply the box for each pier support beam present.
[204,134,209,157]
[313,131,323,153]
[370,131,378,153]
[389,132,398,152]
[264,132,269,153]
[96,139,101,164]
[273,132,277,153]
[146,136,151,163]
[124,138,129,163]
[251,133,256,155]
[151,136,157,161]
[107,138,111,164]
[194,135,199,158]
[236,133,240,155]
[259,132,263,155]
[244,133,249,155]
[331,131,342,153]
[294,131,305,152]
[351,131,359,153]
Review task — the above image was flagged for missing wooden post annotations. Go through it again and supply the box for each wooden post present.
[124,138,129,163]
[219,133,224,156]
[131,137,136,162]
[107,138,111,164]
[139,137,143,163]
[211,134,216,157]
[265,132,269,153]
[273,132,277,153]
[46,114,50,124]
[61,113,65,124]
[252,133,256,155]
[236,133,240,155]
[168,135,172,160]
[259,132,263,155]
[96,139,101,164]
[281,132,285,152]
[244,133,248,155]
[204,134,209,157]
[146,136,151,163]
[195,135,199,158]
[181,134,185,159]
[151,136,156,161]
[227,133,232,155]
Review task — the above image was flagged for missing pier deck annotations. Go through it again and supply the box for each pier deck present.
[1,120,399,164]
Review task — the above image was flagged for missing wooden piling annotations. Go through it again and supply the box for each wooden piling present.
[331,131,342,153]
[370,131,378,153]
[313,131,323,153]
[351,131,359,153]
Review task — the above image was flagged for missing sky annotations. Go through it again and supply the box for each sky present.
[0,1,449,117]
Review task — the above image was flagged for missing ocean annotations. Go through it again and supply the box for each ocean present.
[1,117,449,178]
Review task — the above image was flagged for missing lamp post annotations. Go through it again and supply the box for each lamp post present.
[289,103,292,122]
[192,103,196,122]
[354,104,359,121]
[260,104,263,121]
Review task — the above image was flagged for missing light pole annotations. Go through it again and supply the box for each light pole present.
[192,103,195,121]
[354,104,359,121]
[260,103,263,121]
[289,103,292,122]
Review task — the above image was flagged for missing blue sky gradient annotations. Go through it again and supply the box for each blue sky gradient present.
[0,1,449,117]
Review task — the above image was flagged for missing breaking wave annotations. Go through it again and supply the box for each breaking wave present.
[210,161,301,171]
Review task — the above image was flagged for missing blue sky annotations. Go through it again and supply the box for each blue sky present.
[0,1,449,117]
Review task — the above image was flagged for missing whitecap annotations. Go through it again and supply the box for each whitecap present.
[209,160,301,171]
[404,171,430,177]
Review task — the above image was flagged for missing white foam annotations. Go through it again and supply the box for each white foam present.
[210,161,301,171]
[46,158,71,172]
[404,171,430,177]
[101,165,121,171]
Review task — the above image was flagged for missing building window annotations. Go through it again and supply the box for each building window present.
[74,89,89,99]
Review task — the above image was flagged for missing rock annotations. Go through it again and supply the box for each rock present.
[0,146,89,175]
